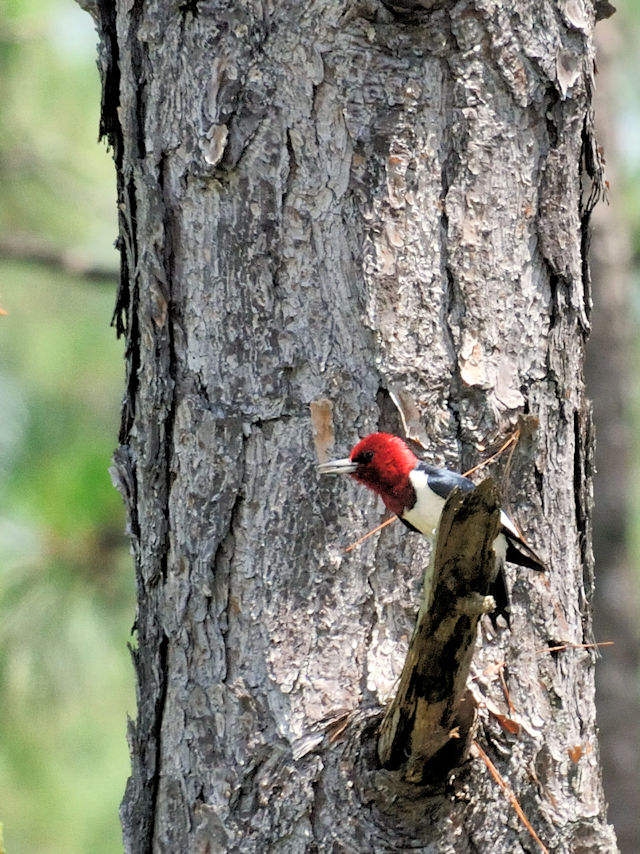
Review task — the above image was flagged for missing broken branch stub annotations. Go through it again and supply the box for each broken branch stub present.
[377,479,502,782]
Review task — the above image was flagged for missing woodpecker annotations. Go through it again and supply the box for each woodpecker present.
[317,432,545,626]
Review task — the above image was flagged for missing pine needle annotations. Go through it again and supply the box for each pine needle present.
[472,740,549,854]
[344,516,397,552]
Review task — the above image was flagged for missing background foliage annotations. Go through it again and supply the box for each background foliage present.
[0,2,638,854]
[0,2,131,853]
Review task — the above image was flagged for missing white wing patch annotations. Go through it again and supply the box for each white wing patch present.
[499,509,521,541]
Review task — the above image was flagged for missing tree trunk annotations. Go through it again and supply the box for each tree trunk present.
[94,0,617,851]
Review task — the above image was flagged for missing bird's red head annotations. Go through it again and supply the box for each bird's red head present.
[348,433,418,515]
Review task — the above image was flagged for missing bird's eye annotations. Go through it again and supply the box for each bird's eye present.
[354,450,374,465]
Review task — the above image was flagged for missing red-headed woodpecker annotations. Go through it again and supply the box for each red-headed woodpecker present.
[318,432,545,626]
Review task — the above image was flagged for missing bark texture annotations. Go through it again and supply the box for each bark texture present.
[97,0,617,851]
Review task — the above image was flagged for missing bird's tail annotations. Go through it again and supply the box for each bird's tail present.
[505,536,546,571]
[490,568,511,629]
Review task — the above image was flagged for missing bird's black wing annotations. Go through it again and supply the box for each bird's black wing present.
[419,463,545,571]
[398,516,420,533]
[418,462,475,499]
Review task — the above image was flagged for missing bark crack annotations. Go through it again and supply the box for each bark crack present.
[117,175,141,442]
[148,632,169,854]
[216,442,247,686]
[129,0,147,160]
[96,0,121,155]
[158,152,178,585]
[439,139,464,453]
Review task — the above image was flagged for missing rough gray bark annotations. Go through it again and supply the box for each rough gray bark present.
[95,0,617,851]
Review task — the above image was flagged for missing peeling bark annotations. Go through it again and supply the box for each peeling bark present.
[378,481,501,779]
[95,0,617,851]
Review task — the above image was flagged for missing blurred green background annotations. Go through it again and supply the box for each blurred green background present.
[0,2,638,854]
[1,2,132,853]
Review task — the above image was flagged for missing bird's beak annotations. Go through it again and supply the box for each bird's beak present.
[317,457,358,475]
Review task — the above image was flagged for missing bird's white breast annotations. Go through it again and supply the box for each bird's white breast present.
[402,468,446,538]
[404,468,510,567]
